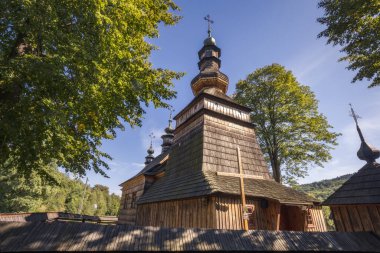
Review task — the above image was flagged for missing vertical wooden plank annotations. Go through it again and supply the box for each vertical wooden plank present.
[256,200,262,230]
[175,200,179,228]
[170,201,174,228]
[275,203,281,231]
[356,205,374,232]
[237,147,248,231]
[340,206,353,232]
[226,198,231,230]
[231,198,237,230]
[178,200,183,228]
[215,197,220,229]
[156,202,161,227]
[192,199,198,228]
[212,196,217,229]
[347,206,364,232]
[208,196,215,228]
[368,205,380,234]
[185,200,190,228]
[200,198,206,228]
[330,206,343,231]
[221,197,225,229]
[236,198,242,230]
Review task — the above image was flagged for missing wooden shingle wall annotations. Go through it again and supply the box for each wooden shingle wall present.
[202,114,270,179]
[331,205,380,235]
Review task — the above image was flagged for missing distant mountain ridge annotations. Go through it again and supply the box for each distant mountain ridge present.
[297,174,353,202]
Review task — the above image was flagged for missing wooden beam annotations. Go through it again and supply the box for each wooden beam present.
[216,171,264,179]
[237,147,249,231]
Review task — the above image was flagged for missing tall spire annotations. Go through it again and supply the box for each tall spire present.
[161,109,175,153]
[190,15,229,96]
[145,132,155,165]
[349,103,380,163]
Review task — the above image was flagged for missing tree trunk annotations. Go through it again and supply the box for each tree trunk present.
[271,156,281,184]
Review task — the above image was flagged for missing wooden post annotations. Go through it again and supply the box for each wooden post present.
[237,147,249,231]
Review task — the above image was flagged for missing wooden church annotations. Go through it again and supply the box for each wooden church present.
[323,105,380,234]
[118,22,326,231]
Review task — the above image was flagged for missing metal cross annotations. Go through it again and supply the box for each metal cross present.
[204,14,214,37]
[149,132,155,146]
[168,107,174,128]
[349,103,361,126]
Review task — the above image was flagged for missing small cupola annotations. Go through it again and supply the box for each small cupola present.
[161,110,175,153]
[145,133,155,165]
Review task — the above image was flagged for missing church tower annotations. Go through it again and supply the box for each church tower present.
[119,17,326,231]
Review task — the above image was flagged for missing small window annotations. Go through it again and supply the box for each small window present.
[130,192,137,208]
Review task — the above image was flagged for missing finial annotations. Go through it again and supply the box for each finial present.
[149,132,155,149]
[349,103,364,143]
[168,107,174,129]
[349,103,380,163]
[204,14,214,38]
[145,132,155,165]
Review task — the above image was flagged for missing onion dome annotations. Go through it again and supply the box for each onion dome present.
[145,134,155,165]
[203,36,216,46]
[350,104,380,163]
[190,15,229,96]
[161,111,175,153]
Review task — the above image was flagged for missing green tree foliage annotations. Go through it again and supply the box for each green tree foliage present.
[317,0,380,87]
[234,64,340,184]
[0,0,182,178]
[296,173,352,201]
[0,165,120,215]
[296,174,352,230]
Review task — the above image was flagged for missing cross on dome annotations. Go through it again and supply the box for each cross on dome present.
[204,14,214,37]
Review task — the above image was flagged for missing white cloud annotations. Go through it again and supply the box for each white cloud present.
[284,45,340,85]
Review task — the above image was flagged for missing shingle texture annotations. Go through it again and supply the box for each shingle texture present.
[137,93,316,205]
[205,172,317,205]
[1,221,380,251]
[138,122,211,204]
[119,150,169,186]
[323,162,380,205]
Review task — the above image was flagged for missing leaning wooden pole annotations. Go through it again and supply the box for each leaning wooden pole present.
[237,146,249,231]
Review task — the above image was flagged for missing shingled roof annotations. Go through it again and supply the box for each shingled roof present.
[206,172,318,205]
[119,150,170,186]
[2,221,380,251]
[137,91,316,206]
[323,162,380,205]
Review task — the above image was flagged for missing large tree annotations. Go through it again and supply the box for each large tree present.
[317,0,380,88]
[0,0,182,178]
[0,164,120,215]
[234,64,339,184]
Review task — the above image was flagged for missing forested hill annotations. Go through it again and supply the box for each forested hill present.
[0,166,120,215]
[297,174,353,201]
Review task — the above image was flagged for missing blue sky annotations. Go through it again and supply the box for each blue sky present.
[85,0,380,195]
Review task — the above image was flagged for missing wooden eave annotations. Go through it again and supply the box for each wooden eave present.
[173,92,251,121]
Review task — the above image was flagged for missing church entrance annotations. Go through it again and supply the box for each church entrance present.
[279,205,305,231]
